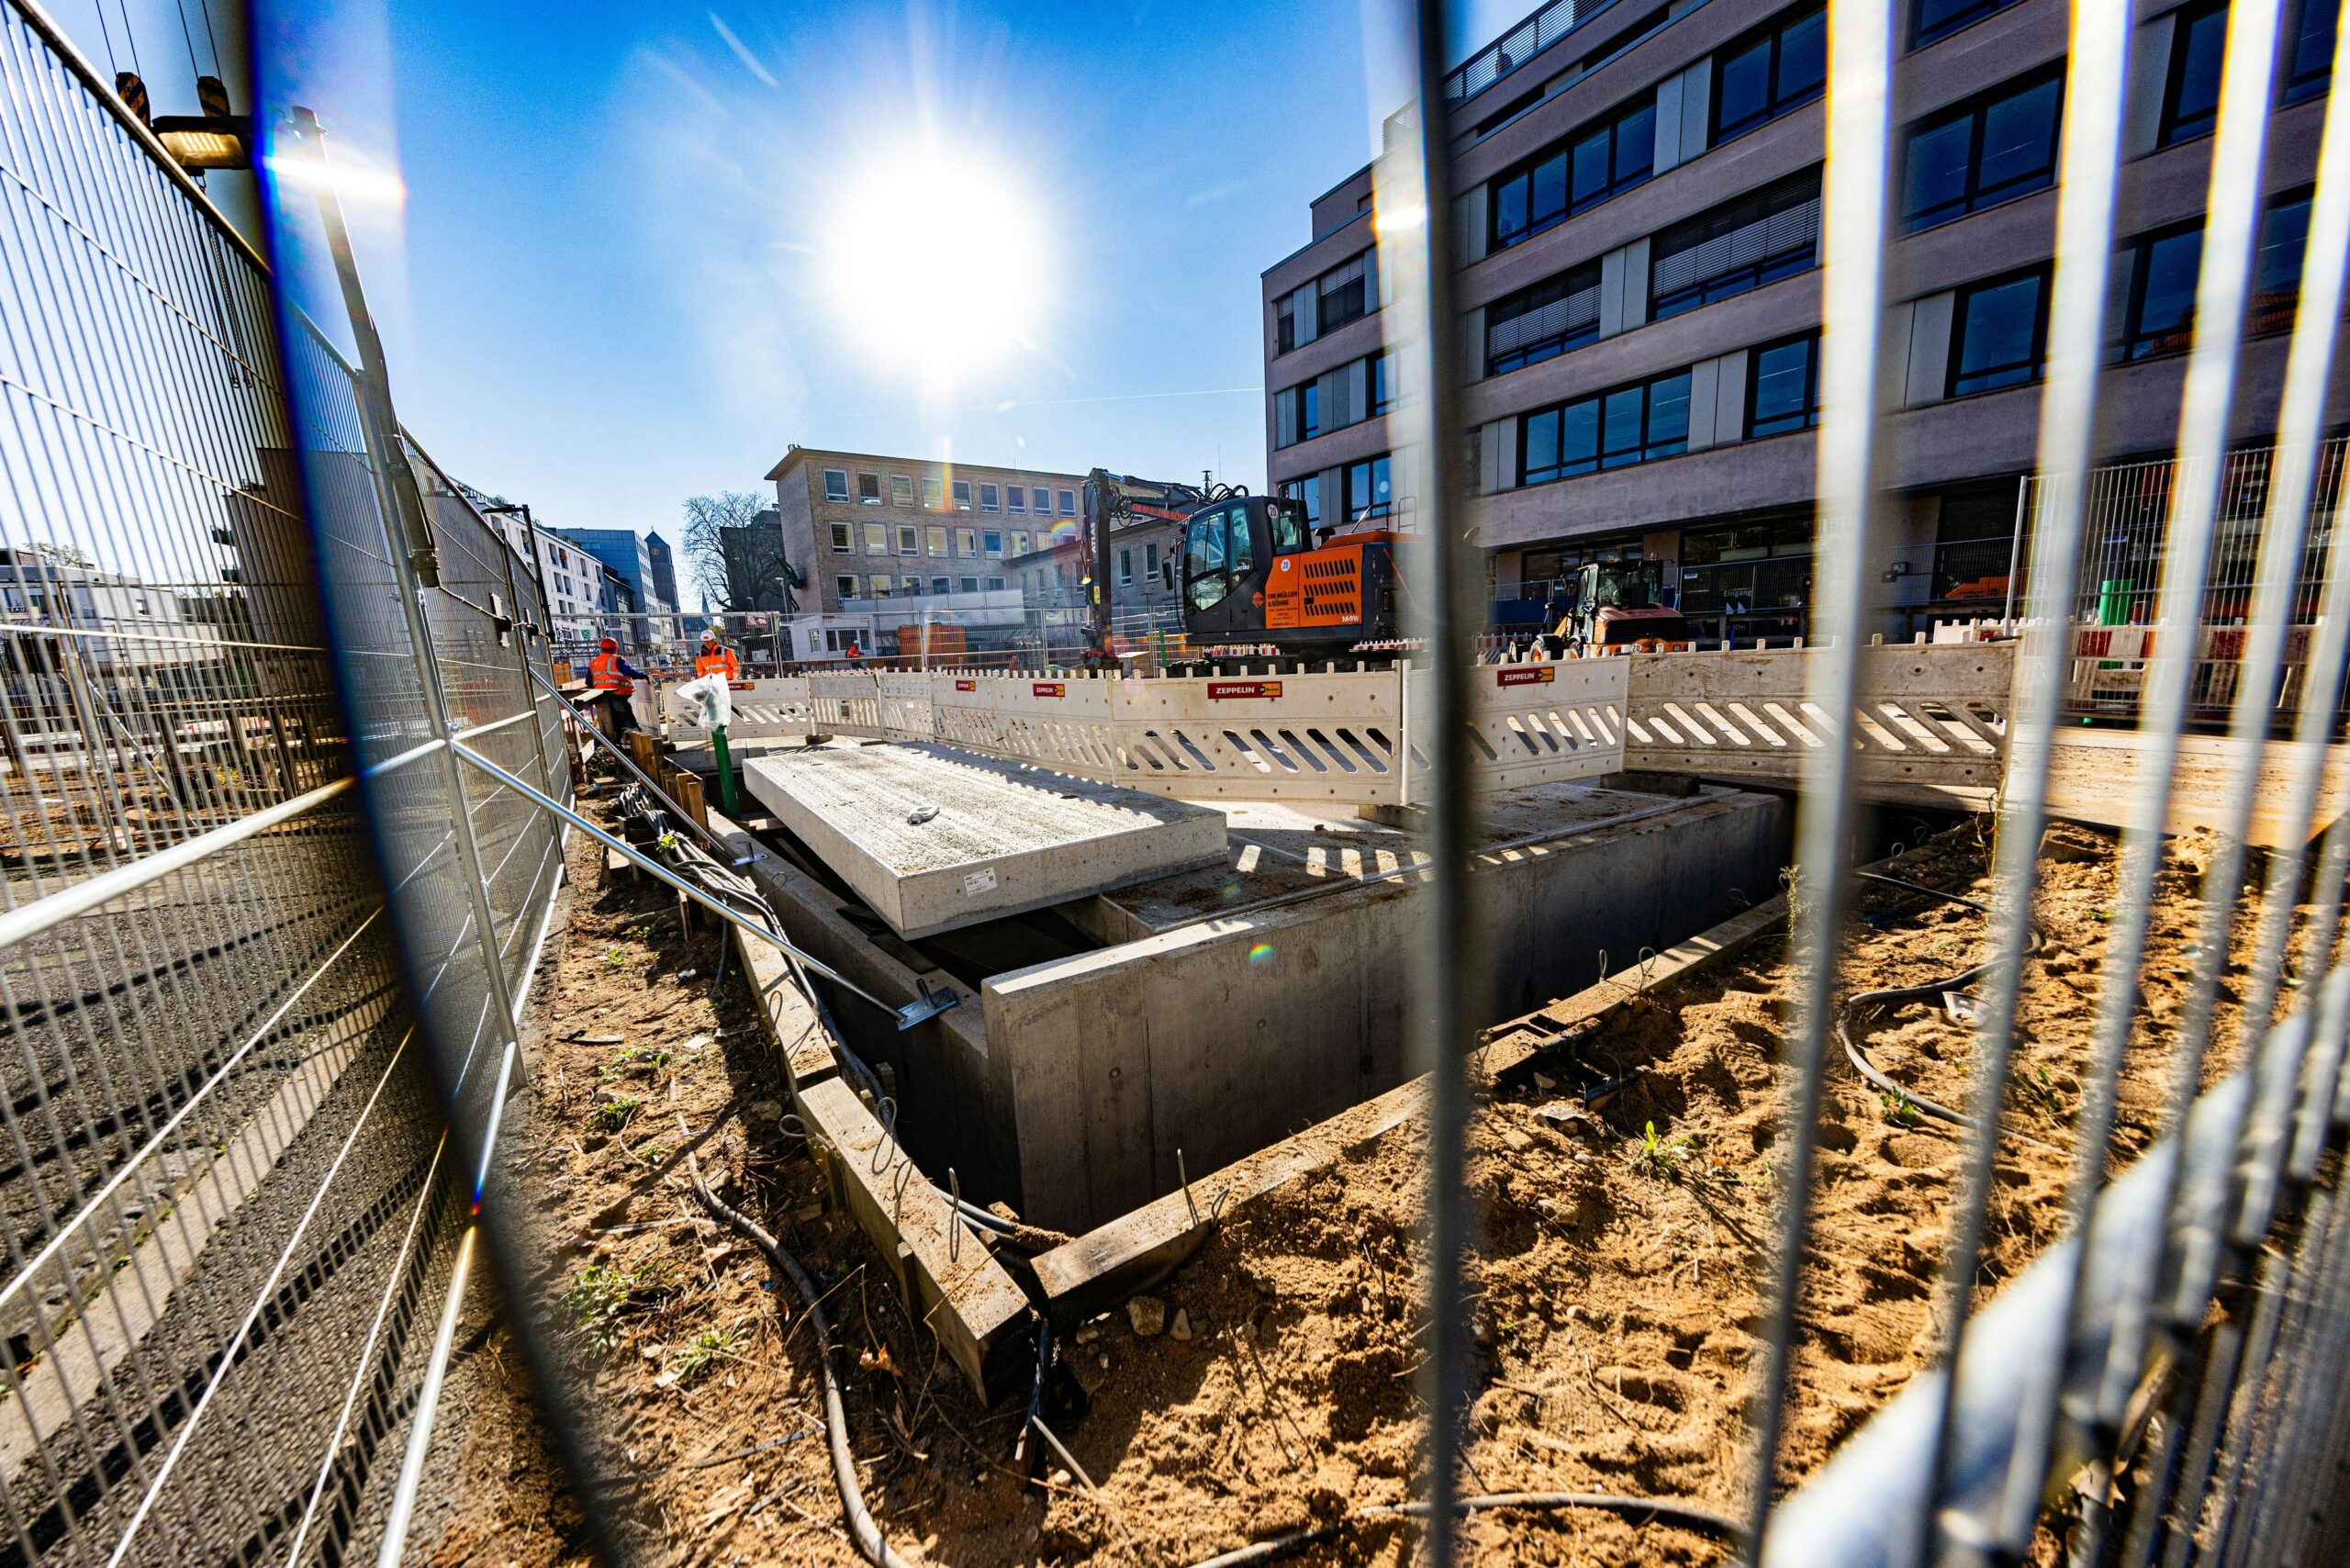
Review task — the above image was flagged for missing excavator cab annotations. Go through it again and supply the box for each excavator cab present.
[1181,496,1412,658]
[1554,559,1690,652]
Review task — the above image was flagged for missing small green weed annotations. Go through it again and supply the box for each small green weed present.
[1879,1088,1922,1127]
[586,1096,642,1135]
[1627,1120,1697,1182]
[666,1323,745,1386]
[599,1044,671,1081]
[562,1259,679,1347]
[604,946,628,967]
[2014,1063,2067,1122]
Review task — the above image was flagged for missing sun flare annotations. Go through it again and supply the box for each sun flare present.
[822,142,1046,385]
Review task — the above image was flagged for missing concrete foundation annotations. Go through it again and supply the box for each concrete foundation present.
[987,787,1784,1230]
[744,766,1785,1234]
[743,743,1227,938]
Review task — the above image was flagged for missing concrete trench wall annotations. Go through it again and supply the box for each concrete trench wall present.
[985,791,1785,1232]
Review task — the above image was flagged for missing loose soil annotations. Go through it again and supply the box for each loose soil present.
[421,808,2289,1566]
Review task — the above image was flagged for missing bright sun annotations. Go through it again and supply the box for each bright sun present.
[822,143,1046,384]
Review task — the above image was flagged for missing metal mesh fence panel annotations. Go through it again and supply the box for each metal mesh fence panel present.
[0,3,566,1563]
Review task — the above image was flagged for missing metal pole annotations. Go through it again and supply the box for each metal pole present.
[289,106,526,1072]
[2001,471,2029,631]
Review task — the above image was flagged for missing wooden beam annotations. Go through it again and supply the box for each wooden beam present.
[711,816,1032,1398]
[2045,731,2350,847]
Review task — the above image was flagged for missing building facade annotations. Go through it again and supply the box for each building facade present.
[643,531,679,613]
[557,527,676,622]
[768,446,1089,619]
[1262,0,2343,642]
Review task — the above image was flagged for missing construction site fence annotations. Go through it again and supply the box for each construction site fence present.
[660,639,2016,809]
[0,5,570,1565]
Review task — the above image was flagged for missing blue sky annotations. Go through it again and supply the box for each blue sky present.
[63,0,1531,551]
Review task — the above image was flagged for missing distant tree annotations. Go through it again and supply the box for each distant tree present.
[680,491,795,612]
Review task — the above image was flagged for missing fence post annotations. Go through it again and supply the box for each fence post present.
[290,106,528,1069]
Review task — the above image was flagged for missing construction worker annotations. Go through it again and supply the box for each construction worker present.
[694,627,741,681]
[587,635,646,734]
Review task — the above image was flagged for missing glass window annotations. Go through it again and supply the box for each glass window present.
[1118,547,1134,584]
[1229,508,1257,573]
[1147,542,1161,574]
[952,479,974,510]
[1008,485,1026,513]
[957,527,978,554]
[984,531,1003,556]
[1712,6,1826,141]
[979,483,1000,510]
[1490,94,1656,251]
[1914,0,2027,48]
[1345,454,1394,519]
[2119,224,2202,361]
[864,521,889,554]
[1276,295,1298,354]
[890,475,914,506]
[1902,69,2062,230]
[1651,167,1822,318]
[2250,190,2313,336]
[822,468,849,501]
[2161,0,2228,145]
[1948,269,2049,395]
[1520,371,1692,484]
[1369,354,1394,414]
[829,522,852,551]
[2284,0,2342,104]
[897,525,919,554]
[927,524,949,554]
[1058,489,1077,515]
[1318,251,1376,330]
[1486,262,1604,375]
[836,575,856,600]
[931,576,950,595]
[922,476,944,509]
[1746,334,1821,436]
[1011,531,1030,555]
[1186,507,1230,610]
[1269,502,1305,553]
[868,574,892,597]
[986,576,1007,591]
[959,576,980,593]
[857,472,882,503]
[1287,475,1325,531]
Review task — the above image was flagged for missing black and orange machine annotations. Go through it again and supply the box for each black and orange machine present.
[1177,494,1418,661]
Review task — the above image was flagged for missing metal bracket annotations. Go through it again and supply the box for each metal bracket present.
[895,977,959,1031]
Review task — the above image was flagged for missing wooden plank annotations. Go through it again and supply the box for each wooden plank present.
[711,818,1031,1398]
[2045,731,2350,847]
[1030,891,1791,1322]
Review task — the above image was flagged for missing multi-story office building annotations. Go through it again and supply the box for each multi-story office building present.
[1262,0,2342,642]
[644,532,679,614]
[767,446,1088,616]
[557,527,676,622]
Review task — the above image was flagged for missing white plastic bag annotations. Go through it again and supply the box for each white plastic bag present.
[670,673,733,731]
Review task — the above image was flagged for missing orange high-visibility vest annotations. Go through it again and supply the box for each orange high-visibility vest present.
[587,651,633,697]
[695,645,740,680]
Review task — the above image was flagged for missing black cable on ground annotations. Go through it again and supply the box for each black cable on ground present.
[1181,1490,1741,1567]
[688,1155,916,1568]
[1836,865,2053,1145]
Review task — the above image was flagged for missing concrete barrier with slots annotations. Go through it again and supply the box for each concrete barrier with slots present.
[665,648,2022,810]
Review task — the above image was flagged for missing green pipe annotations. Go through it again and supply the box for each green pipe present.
[711,724,740,817]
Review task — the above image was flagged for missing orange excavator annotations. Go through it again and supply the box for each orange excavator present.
[1172,494,1420,662]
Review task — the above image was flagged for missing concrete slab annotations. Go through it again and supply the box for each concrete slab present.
[1083,780,1728,941]
[744,742,1227,939]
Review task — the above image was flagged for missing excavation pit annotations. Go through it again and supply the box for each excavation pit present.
[733,756,1785,1237]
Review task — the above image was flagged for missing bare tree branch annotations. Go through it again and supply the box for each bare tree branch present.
[679,491,792,612]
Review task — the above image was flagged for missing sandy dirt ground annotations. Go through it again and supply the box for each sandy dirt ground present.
[419,809,2280,1566]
